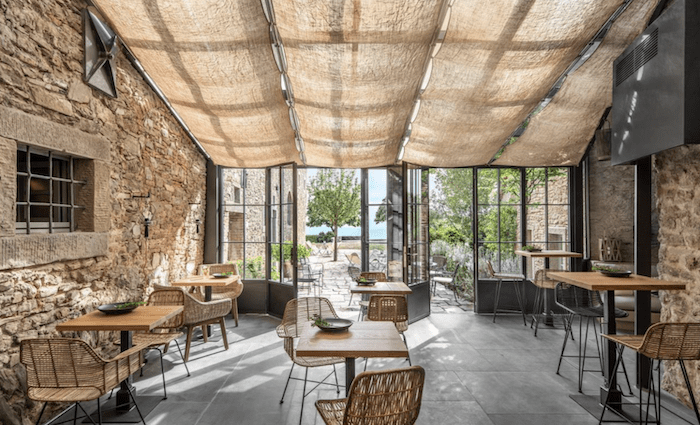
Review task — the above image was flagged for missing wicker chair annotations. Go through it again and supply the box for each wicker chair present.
[356,272,388,320]
[21,338,147,425]
[364,294,411,370]
[600,323,700,425]
[182,290,232,362]
[486,260,526,325]
[206,263,244,327]
[554,283,630,393]
[132,288,190,399]
[315,366,426,425]
[432,262,462,301]
[276,297,343,425]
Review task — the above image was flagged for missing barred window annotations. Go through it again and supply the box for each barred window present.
[15,145,85,234]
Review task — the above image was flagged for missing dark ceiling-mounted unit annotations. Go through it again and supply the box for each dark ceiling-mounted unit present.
[611,0,700,165]
[83,9,119,98]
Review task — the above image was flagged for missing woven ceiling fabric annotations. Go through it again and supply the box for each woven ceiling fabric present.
[494,0,660,166]
[92,0,299,168]
[404,0,625,167]
[274,0,442,167]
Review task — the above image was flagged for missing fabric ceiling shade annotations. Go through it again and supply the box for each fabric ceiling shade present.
[92,0,659,169]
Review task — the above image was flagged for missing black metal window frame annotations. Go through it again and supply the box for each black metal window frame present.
[405,164,429,286]
[15,144,85,234]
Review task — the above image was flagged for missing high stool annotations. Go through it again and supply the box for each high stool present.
[486,260,526,325]
[530,269,564,336]
[600,322,700,425]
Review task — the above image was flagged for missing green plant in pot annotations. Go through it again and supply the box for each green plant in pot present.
[272,242,311,278]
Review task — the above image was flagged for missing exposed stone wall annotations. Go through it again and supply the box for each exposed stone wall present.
[0,1,206,424]
[654,145,700,405]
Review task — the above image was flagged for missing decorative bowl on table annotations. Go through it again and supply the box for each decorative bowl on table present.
[598,270,632,278]
[313,317,353,332]
[98,301,144,315]
[211,273,231,278]
[355,278,377,286]
[521,245,542,252]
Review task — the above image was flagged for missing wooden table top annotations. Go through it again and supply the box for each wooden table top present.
[55,305,183,332]
[515,250,583,258]
[296,321,408,358]
[349,281,412,295]
[547,271,687,291]
[170,275,238,287]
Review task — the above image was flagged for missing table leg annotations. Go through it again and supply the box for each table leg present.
[345,357,355,397]
[205,286,212,337]
[542,258,554,326]
[601,290,622,408]
[116,331,134,412]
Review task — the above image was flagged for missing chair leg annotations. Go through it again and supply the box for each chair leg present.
[556,313,574,375]
[333,364,340,395]
[402,332,412,366]
[233,298,239,327]
[513,281,526,326]
[492,279,502,323]
[680,360,700,424]
[73,401,78,425]
[96,398,102,425]
[173,340,191,377]
[185,326,194,362]
[125,383,147,425]
[299,367,309,425]
[280,363,295,403]
[35,402,47,425]
[598,344,626,425]
[156,347,167,399]
[530,286,541,330]
[201,325,209,343]
[219,317,229,351]
[348,293,354,306]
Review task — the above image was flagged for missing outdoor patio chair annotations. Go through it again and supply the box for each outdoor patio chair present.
[206,263,244,326]
[347,266,362,306]
[182,290,231,362]
[21,337,147,425]
[305,240,321,255]
[356,272,387,320]
[300,257,324,290]
[599,322,700,425]
[320,242,333,257]
[277,297,343,425]
[364,294,410,369]
[132,288,190,400]
[315,365,425,425]
[486,260,527,325]
[432,261,462,300]
[554,282,631,393]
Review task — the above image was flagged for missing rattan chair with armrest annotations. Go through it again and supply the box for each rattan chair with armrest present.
[600,322,700,425]
[182,291,231,362]
[315,365,426,425]
[205,263,244,327]
[356,272,388,320]
[132,288,190,400]
[277,297,343,425]
[21,337,148,425]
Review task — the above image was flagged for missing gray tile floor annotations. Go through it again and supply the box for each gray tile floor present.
[82,310,694,425]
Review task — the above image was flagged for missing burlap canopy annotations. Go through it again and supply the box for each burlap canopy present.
[92,0,658,169]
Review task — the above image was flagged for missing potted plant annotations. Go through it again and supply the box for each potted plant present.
[272,242,311,278]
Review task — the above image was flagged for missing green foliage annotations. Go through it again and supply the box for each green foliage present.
[306,235,318,243]
[307,169,361,232]
[430,220,467,245]
[374,204,386,224]
[271,242,311,262]
[237,257,265,279]
[316,231,333,243]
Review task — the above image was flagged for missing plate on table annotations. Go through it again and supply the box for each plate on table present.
[356,279,377,286]
[98,302,141,315]
[598,270,632,278]
[316,318,353,332]
[211,273,230,278]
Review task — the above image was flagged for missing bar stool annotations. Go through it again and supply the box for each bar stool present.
[486,260,526,325]
[530,269,560,336]
[600,322,700,425]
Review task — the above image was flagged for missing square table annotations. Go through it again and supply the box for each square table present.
[171,275,238,301]
[349,281,412,296]
[296,321,409,395]
[547,271,685,416]
[56,305,183,422]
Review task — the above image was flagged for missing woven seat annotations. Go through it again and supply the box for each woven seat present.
[350,271,386,313]
[600,322,700,425]
[21,338,147,425]
[315,366,425,425]
[132,288,189,399]
[206,263,244,327]
[554,283,630,393]
[486,260,526,325]
[364,294,410,370]
[276,297,343,425]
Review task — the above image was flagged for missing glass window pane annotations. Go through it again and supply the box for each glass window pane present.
[500,169,521,204]
[499,205,520,243]
[222,242,244,264]
[242,206,265,243]
[224,211,245,243]
[29,179,50,203]
[477,169,497,205]
[30,152,50,176]
[368,169,386,204]
[52,206,71,224]
[500,244,521,274]
[368,244,387,273]
[30,205,49,222]
[52,180,70,205]
[477,206,498,243]
[525,168,546,205]
[242,243,267,279]
[526,205,545,245]
[548,168,569,204]
[547,205,569,248]
[17,148,27,173]
[282,204,293,241]
[16,175,27,202]
[52,157,70,178]
[16,205,27,224]
[369,205,387,241]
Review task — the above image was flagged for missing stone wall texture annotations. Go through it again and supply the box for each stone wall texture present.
[654,145,700,405]
[0,0,206,424]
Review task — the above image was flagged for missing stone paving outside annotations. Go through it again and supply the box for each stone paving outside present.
[304,248,473,318]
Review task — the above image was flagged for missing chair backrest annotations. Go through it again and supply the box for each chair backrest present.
[431,255,447,269]
[348,266,361,280]
[279,297,339,338]
[360,271,387,281]
[533,269,558,290]
[207,263,238,275]
[485,260,496,278]
[367,295,409,325]
[343,366,425,425]
[554,282,602,313]
[148,288,185,329]
[348,253,361,266]
[21,338,106,394]
[638,322,700,360]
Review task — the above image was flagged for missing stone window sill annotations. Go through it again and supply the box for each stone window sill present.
[0,232,109,270]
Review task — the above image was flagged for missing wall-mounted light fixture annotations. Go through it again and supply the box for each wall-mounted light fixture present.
[144,217,152,238]
[195,218,201,234]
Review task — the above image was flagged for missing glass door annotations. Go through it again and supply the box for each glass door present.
[404,163,431,322]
